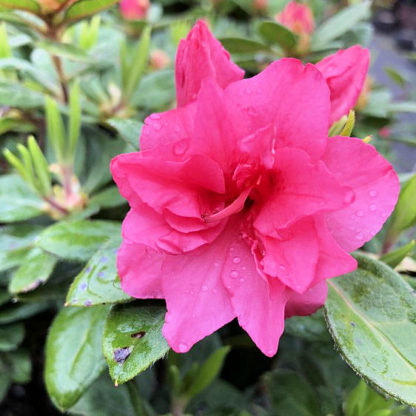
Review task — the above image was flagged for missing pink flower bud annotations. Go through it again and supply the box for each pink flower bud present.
[150,50,170,70]
[120,0,150,20]
[276,1,315,34]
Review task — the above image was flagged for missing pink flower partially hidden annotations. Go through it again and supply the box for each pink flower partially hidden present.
[111,21,399,356]
[276,1,315,35]
[120,0,149,20]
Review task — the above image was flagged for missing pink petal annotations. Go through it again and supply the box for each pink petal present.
[316,46,370,124]
[175,20,244,107]
[118,241,164,299]
[285,281,327,318]
[161,223,238,353]
[221,225,288,357]
[254,147,351,236]
[225,59,330,161]
[259,217,319,293]
[323,136,400,251]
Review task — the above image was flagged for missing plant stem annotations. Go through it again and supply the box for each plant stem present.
[171,397,187,416]
[126,380,149,416]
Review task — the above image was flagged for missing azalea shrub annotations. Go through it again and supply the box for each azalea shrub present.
[0,0,416,415]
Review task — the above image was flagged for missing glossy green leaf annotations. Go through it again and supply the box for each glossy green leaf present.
[325,254,416,407]
[264,369,320,416]
[66,238,131,307]
[0,82,45,108]
[103,304,169,385]
[285,310,330,342]
[45,306,110,411]
[185,346,230,399]
[257,21,298,50]
[388,101,416,114]
[0,174,44,222]
[380,240,415,269]
[37,40,93,63]
[106,118,142,151]
[0,0,40,13]
[88,187,126,210]
[311,1,371,49]
[64,0,120,23]
[37,220,120,261]
[0,224,42,273]
[0,302,50,324]
[0,323,25,352]
[9,248,58,294]
[7,349,32,383]
[219,37,271,54]
[386,174,416,243]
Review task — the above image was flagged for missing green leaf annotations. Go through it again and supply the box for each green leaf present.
[66,238,131,307]
[264,369,320,416]
[361,89,392,118]
[285,310,331,342]
[388,101,416,114]
[0,0,40,13]
[325,254,416,407]
[0,82,45,109]
[103,304,169,385]
[385,67,408,87]
[0,174,44,222]
[340,110,355,137]
[185,346,230,399]
[27,135,52,196]
[219,37,271,54]
[0,224,42,273]
[106,118,142,151]
[257,21,298,50]
[68,80,81,159]
[45,96,66,163]
[386,173,416,242]
[8,248,58,294]
[0,374,10,403]
[311,1,371,49]
[64,0,120,23]
[0,323,25,352]
[37,40,93,63]
[36,220,120,261]
[88,187,127,210]
[0,302,50,324]
[380,240,415,269]
[45,306,110,411]
[7,349,32,383]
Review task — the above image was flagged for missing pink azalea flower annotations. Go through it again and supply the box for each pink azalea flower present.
[110,21,399,356]
[276,1,315,35]
[120,0,149,20]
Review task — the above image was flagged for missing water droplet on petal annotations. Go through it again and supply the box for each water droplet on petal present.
[369,204,376,212]
[152,122,162,131]
[356,210,364,217]
[279,265,286,271]
[369,190,377,197]
[355,232,364,240]
[233,257,241,264]
[242,266,247,271]
[202,285,208,292]
[230,270,239,278]
[344,191,354,204]
[239,278,245,283]
[178,343,188,352]
[149,113,161,120]
[173,139,188,156]
[245,88,252,94]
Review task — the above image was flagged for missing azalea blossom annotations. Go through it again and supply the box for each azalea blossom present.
[276,1,315,35]
[111,21,399,356]
[120,0,149,20]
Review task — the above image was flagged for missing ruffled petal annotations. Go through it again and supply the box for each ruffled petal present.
[118,241,164,299]
[316,45,370,124]
[225,59,331,161]
[285,281,327,318]
[175,20,244,107]
[323,137,399,251]
[161,222,238,353]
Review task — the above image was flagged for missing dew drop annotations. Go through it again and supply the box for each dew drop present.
[212,288,217,294]
[174,126,180,133]
[233,256,241,264]
[356,210,364,217]
[344,190,354,204]
[178,343,188,352]
[279,265,286,271]
[173,139,188,156]
[245,88,252,94]
[369,204,376,212]
[369,190,377,197]
[152,122,162,131]
[149,113,161,120]
[355,232,364,240]
[242,266,247,271]
[202,284,208,292]
[239,278,245,283]
[230,270,239,278]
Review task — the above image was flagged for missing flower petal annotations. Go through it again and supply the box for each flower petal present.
[285,281,327,318]
[323,136,399,251]
[118,241,164,299]
[316,45,370,124]
[175,20,244,107]
[222,224,288,357]
[225,59,331,160]
[161,223,237,353]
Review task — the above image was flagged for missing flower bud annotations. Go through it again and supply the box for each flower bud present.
[150,49,170,70]
[120,0,150,20]
[275,1,315,35]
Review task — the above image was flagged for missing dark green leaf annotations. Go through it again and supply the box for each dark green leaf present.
[380,241,415,269]
[9,248,58,294]
[36,220,120,261]
[64,0,119,23]
[325,254,416,407]
[103,304,169,385]
[0,302,50,324]
[257,21,298,50]
[219,37,271,54]
[0,323,25,352]
[7,349,31,383]
[66,238,131,307]
[285,310,331,342]
[45,306,110,411]
[0,174,44,222]
[106,118,142,151]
